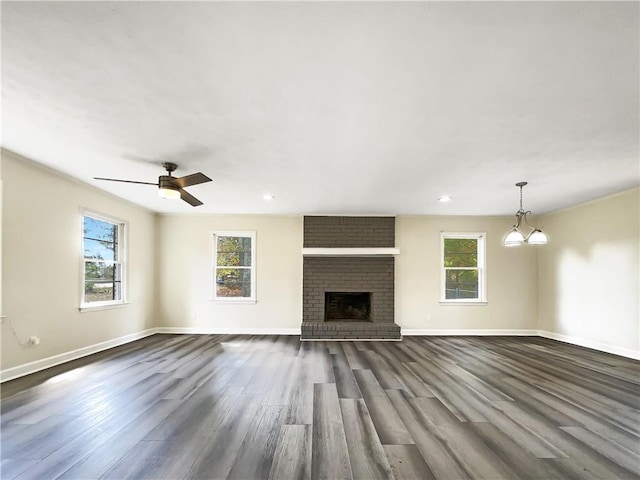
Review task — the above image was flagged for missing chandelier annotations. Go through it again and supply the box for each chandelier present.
[503,182,548,246]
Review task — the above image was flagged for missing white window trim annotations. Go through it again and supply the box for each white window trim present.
[80,209,128,311]
[440,232,487,304]
[211,230,257,304]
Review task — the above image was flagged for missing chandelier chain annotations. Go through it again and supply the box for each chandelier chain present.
[520,185,523,211]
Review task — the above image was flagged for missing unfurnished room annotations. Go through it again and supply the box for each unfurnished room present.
[1,1,639,479]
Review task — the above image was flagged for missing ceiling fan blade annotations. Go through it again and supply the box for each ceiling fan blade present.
[94,177,157,186]
[174,172,212,188]
[179,188,204,207]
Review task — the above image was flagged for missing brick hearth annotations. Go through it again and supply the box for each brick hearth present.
[301,321,401,340]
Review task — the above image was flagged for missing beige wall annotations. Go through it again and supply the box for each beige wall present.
[3,148,637,375]
[157,214,539,333]
[1,151,157,370]
[156,214,303,330]
[538,188,640,354]
[396,216,538,330]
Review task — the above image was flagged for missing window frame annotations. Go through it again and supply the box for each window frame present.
[440,232,487,304]
[80,210,128,311]
[211,230,257,304]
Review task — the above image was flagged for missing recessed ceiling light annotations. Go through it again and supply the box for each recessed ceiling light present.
[263,194,275,201]
[438,195,452,203]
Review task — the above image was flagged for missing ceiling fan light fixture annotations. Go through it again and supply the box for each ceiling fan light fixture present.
[158,174,181,200]
[95,162,211,207]
[158,186,180,200]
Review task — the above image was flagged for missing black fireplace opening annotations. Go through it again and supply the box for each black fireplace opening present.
[325,292,372,322]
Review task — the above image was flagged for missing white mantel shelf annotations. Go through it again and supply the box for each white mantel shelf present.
[302,247,400,257]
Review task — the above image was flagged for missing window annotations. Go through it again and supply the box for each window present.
[212,231,256,303]
[81,211,126,308]
[441,232,486,303]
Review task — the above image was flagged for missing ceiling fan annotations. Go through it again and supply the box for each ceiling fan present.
[94,162,212,206]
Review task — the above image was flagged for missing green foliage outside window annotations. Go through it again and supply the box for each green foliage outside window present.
[444,238,479,299]
[215,236,253,298]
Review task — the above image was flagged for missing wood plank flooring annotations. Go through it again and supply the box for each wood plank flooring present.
[1,334,639,479]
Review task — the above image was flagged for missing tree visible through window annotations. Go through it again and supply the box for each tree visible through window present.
[82,213,125,306]
[213,231,256,302]
[441,233,486,302]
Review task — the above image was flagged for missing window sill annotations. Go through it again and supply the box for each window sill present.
[211,298,257,305]
[79,302,129,313]
[439,301,488,306]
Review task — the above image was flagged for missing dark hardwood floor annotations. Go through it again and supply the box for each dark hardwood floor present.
[1,334,639,480]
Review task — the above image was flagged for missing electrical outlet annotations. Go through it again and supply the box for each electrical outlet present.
[425,314,432,323]
[29,336,41,346]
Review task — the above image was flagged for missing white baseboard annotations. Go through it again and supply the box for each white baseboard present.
[3,327,636,383]
[538,330,640,361]
[0,329,157,383]
[402,329,539,336]
[155,327,301,335]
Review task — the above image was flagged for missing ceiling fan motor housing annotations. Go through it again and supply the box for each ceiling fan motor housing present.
[159,175,179,190]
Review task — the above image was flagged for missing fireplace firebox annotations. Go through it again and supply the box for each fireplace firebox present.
[325,292,371,322]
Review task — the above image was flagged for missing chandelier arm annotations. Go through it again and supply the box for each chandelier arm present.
[513,208,528,229]
[513,213,521,229]
[520,210,536,230]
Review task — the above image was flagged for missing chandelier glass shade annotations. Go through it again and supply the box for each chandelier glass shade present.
[503,182,548,247]
[504,228,525,246]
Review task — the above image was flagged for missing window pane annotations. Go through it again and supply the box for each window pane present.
[444,238,477,267]
[84,238,116,261]
[84,217,118,243]
[84,217,118,261]
[85,262,121,282]
[445,269,478,299]
[444,238,477,253]
[216,251,251,267]
[216,236,251,266]
[85,262,121,302]
[84,281,122,302]
[82,214,125,306]
[216,268,251,298]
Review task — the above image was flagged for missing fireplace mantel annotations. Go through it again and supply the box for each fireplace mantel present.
[302,247,400,257]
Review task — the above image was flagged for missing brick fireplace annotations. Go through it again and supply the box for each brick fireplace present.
[301,216,401,340]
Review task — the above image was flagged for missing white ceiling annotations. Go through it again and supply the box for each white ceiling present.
[2,1,638,215]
